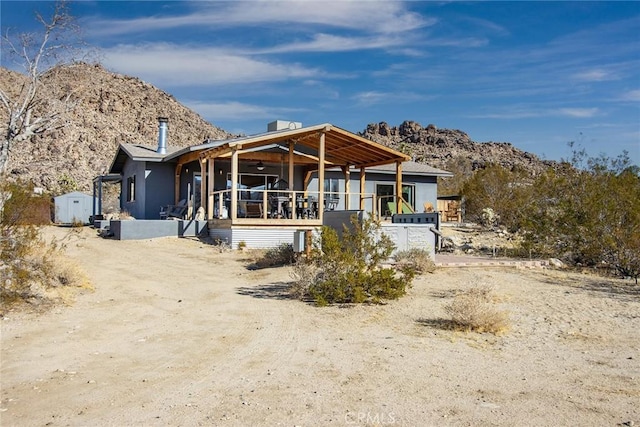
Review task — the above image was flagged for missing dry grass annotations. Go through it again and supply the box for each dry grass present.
[288,259,320,300]
[252,244,296,269]
[444,284,510,334]
[394,248,436,274]
[1,234,92,313]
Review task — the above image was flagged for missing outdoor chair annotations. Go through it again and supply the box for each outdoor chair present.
[325,198,339,211]
[269,197,290,218]
[161,199,188,219]
[245,202,263,218]
[386,201,413,218]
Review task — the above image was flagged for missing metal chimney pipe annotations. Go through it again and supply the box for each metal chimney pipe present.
[157,117,168,154]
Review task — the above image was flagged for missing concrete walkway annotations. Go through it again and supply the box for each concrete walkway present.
[435,253,549,269]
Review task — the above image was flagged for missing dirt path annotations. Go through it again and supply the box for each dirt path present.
[1,226,639,426]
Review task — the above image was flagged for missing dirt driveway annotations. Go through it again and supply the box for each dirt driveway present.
[1,226,638,426]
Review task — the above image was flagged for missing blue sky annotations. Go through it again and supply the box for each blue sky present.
[2,1,639,165]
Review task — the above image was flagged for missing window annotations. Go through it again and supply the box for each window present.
[324,178,340,201]
[376,184,394,214]
[402,184,415,210]
[193,173,201,209]
[227,173,279,200]
[375,183,415,213]
[127,175,135,202]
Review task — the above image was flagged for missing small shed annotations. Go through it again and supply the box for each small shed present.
[54,192,94,224]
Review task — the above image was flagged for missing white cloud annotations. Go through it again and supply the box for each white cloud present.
[213,1,433,34]
[184,100,306,130]
[469,107,600,120]
[350,90,426,106]
[618,89,640,102]
[557,108,599,118]
[255,33,415,54]
[351,91,390,106]
[101,43,323,86]
[469,111,541,120]
[572,69,617,82]
[184,101,272,120]
[86,1,433,37]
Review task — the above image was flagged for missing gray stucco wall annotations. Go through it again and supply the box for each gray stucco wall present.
[145,162,176,219]
[110,219,207,240]
[122,159,146,218]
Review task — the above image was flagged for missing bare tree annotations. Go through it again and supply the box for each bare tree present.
[0,1,86,175]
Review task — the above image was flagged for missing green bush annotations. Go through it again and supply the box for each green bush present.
[459,149,640,283]
[521,153,640,282]
[292,215,416,305]
[461,163,533,231]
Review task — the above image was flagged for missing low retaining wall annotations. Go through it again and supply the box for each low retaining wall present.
[109,220,208,240]
[381,223,437,260]
[205,211,437,257]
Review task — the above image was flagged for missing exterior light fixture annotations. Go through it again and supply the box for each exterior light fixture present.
[218,168,223,175]
[256,161,265,171]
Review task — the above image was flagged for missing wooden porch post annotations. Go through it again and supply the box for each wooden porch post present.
[288,141,295,189]
[395,161,403,214]
[207,158,214,220]
[343,165,350,210]
[318,130,326,222]
[359,168,366,211]
[174,164,182,204]
[230,147,239,220]
[199,158,206,216]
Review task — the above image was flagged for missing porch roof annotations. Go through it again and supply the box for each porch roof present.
[350,161,453,177]
[108,122,411,174]
[169,123,411,168]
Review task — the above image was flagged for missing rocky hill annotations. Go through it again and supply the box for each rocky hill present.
[0,63,232,193]
[361,121,556,174]
[2,63,556,195]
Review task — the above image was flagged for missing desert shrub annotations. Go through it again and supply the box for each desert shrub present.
[57,173,78,194]
[289,258,320,300]
[1,180,89,310]
[438,157,475,197]
[480,207,499,228]
[394,248,436,274]
[460,148,640,283]
[520,150,640,282]
[295,215,416,305]
[444,284,509,334]
[255,243,296,268]
[461,163,534,231]
[1,180,52,225]
[209,238,232,253]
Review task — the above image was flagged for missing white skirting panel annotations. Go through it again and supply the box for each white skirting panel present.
[208,227,305,249]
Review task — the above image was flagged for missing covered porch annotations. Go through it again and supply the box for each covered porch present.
[172,123,411,229]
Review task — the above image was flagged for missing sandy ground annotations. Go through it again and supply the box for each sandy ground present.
[1,226,639,426]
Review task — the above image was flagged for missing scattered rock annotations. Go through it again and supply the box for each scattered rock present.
[549,258,566,268]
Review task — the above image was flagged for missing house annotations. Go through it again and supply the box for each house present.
[101,118,451,249]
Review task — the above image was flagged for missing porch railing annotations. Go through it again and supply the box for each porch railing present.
[207,189,378,221]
